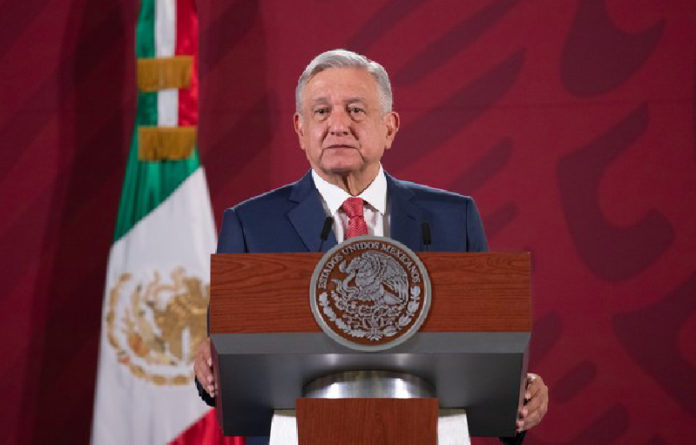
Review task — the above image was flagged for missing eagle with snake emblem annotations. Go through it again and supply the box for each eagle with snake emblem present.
[328,251,420,340]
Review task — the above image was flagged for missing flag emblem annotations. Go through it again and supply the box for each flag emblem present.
[105,267,208,386]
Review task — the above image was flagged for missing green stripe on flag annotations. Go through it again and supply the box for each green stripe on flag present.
[114,0,199,242]
[135,0,155,59]
[135,0,156,127]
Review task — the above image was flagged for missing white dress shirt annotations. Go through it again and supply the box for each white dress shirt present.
[311,166,390,243]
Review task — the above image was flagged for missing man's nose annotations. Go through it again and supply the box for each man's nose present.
[327,109,351,135]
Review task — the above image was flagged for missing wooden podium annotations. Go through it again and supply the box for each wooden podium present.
[210,252,531,443]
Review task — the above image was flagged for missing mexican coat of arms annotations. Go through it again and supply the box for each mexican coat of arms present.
[310,236,431,351]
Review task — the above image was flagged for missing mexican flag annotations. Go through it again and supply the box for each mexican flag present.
[90,0,241,443]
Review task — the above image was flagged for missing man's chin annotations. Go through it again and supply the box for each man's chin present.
[323,166,361,176]
[318,159,364,176]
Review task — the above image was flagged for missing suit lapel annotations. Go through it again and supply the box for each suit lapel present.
[288,172,338,252]
[386,173,424,251]
[288,171,423,252]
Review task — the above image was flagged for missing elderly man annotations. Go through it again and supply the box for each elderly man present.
[194,49,548,442]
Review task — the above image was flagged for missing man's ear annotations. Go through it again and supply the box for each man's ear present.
[293,112,306,150]
[383,111,400,150]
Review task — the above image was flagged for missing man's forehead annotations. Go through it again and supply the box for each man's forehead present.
[302,67,378,99]
[310,96,368,104]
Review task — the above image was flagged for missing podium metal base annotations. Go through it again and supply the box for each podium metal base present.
[303,370,435,399]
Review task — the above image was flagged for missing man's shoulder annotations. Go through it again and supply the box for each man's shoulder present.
[226,182,297,219]
[223,172,313,218]
[388,175,487,252]
[236,182,294,208]
[389,175,475,206]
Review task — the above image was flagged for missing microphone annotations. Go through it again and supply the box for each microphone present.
[421,222,432,251]
[318,217,334,252]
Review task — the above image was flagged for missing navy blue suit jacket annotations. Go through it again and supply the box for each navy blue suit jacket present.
[216,171,488,254]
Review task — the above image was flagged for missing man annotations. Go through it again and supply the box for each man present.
[194,49,548,442]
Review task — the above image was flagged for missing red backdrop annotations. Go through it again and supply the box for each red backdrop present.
[1,0,695,443]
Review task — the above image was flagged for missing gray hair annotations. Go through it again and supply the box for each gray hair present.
[295,49,393,114]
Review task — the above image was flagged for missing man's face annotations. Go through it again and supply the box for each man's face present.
[294,67,399,180]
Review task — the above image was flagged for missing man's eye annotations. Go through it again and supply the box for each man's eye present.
[313,108,329,121]
[348,107,366,119]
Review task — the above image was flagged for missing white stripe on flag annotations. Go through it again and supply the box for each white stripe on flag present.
[155,0,176,57]
[156,0,178,126]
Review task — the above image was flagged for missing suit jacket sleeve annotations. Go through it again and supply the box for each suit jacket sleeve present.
[217,207,247,254]
[466,197,488,252]
[500,432,526,445]
[196,208,249,407]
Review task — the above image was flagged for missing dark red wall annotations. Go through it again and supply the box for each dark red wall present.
[1,1,694,443]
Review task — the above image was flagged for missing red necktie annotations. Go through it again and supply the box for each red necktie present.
[342,197,368,239]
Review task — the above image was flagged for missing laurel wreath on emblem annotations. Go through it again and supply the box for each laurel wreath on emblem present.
[106,267,208,385]
[318,251,422,341]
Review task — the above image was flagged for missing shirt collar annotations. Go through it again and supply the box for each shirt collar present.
[311,166,387,215]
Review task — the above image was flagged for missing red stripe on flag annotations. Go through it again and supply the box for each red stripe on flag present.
[176,0,198,126]
[169,409,245,445]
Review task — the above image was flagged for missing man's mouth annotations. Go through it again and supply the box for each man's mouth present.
[324,144,357,149]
